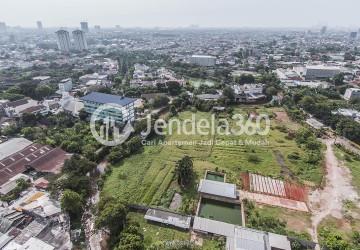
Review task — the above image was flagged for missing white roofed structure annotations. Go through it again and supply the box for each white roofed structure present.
[144,209,191,230]
[198,179,237,199]
[0,138,33,161]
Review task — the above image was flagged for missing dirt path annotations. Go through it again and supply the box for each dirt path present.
[308,139,360,243]
[83,161,107,250]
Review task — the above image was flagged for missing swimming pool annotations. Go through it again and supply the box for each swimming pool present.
[198,198,242,225]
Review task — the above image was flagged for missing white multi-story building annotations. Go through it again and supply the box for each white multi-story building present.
[55,30,71,52]
[58,78,73,92]
[80,22,89,32]
[80,92,136,124]
[72,30,88,51]
[344,88,360,101]
[190,55,216,67]
[36,21,43,30]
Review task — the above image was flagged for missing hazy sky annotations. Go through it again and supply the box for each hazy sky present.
[1,0,360,28]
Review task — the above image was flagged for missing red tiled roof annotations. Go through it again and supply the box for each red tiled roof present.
[30,148,71,173]
[19,105,46,114]
[0,143,69,186]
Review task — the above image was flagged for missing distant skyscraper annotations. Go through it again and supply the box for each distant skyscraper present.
[0,22,6,32]
[56,30,71,52]
[9,34,16,43]
[37,21,43,30]
[320,26,327,35]
[94,25,101,30]
[80,22,89,32]
[350,32,358,40]
[72,30,88,51]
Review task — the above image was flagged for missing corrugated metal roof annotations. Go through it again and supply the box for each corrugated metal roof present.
[80,92,136,106]
[194,217,293,250]
[234,227,268,250]
[0,138,33,161]
[268,233,291,250]
[198,179,237,199]
[193,216,235,237]
[0,233,13,249]
[144,209,191,229]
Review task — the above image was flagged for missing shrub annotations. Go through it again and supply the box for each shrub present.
[288,152,300,160]
[248,154,261,163]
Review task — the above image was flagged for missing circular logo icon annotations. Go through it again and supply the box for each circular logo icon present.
[90,103,134,146]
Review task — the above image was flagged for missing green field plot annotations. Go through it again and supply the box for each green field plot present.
[128,212,190,247]
[102,107,323,208]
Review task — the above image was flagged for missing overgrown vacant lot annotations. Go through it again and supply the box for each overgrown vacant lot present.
[334,146,360,193]
[128,212,221,249]
[102,106,323,207]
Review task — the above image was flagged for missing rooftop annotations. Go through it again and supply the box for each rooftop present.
[193,216,235,237]
[0,138,33,161]
[234,226,269,250]
[193,217,291,250]
[192,55,216,58]
[80,92,136,106]
[144,209,191,229]
[0,143,69,186]
[198,179,237,199]
[20,237,54,250]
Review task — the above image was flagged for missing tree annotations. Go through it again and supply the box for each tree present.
[96,199,127,236]
[265,86,277,96]
[108,147,126,164]
[61,189,83,216]
[62,154,97,176]
[236,74,255,84]
[116,223,144,250]
[300,96,316,112]
[79,109,89,121]
[35,85,53,100]
[170,105,177,116]
[82,144,97,162]
[2,124,19,136]
[333,73,345,86]
[319,227,350,250]
[125,136,142,154]
[21,113,37,126]
[117,234,144,250]
[152,95,170,108]
[175,156,194,187]
[222,86,235,103]
[167,81,182,96]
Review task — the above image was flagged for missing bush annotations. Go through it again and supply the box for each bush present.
[248,154,261,163]
[288,152,300,160]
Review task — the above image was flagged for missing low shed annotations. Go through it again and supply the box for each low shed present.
[144,209,191,230]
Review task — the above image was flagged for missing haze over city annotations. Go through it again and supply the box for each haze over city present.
[1,1,360,250]
[1,0,360,28]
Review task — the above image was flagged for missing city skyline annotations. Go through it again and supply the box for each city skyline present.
[1,0,360,28]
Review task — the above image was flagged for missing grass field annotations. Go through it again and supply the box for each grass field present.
[189,78,217,88]
[128,212,223,249]
[255,204,312,238]
[128,212,189,247]
[102,106,323,209]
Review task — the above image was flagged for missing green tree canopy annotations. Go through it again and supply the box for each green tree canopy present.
[175,156,194,187]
